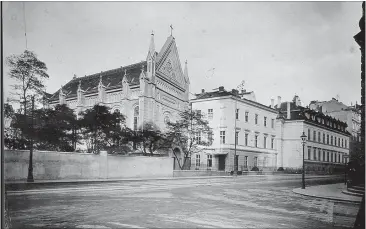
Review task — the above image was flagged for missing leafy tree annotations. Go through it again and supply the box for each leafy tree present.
[165,110,213,170]
[79,105,126,154]
[4,103,14,119]
[6,50,49,116]
[128,122,171,156]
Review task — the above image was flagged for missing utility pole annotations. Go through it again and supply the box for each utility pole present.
[27,96,34,182]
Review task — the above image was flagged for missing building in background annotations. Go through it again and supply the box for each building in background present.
[46,31,190,134]
[190,86,278,172]
[309,98,361,142]
[276,96,351,173]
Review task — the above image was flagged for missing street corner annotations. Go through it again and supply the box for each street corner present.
[292,183,363,203]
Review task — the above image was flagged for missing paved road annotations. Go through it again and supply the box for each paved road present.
[7,175,360,228]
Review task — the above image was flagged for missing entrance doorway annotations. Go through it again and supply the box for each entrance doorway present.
[218,155,226,171]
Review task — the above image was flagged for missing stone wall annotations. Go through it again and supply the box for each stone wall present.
[4,150,173,181]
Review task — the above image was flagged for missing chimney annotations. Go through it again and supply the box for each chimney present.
[287,102,291,119]
[219,86,224,92]
[277,96,281,108]
[232,89,238,95]
[201,89,205,93]
[271,99,274,108]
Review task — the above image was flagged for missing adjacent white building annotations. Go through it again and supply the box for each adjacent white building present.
[309,98,361,142]
[276,96,351,173]
[190,86,278,172]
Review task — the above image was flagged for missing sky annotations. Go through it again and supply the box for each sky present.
[3,1,363,108]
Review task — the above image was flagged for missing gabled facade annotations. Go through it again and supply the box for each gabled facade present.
[47,32,190,133]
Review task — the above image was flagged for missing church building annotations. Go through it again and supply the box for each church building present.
[47,31,190,133]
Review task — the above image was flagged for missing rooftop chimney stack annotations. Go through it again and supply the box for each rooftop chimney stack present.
[287,102,291,119]
[277,96,281,109]
[219,86,224,92]
[201,89,205,93]
[271,99,274,108]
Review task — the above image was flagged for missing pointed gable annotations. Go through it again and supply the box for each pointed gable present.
[155,36,185,88]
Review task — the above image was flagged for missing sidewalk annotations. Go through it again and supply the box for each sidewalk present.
[293,183,363,203]
[5,174,340,185]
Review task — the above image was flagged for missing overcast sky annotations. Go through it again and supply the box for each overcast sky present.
[3,1,363,107]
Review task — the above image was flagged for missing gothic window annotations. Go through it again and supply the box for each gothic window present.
[164,116,170,125]
[134,106,139,130]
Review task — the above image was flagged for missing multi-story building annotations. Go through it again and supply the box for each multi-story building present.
[276,96,351,173]
[309,98,361,142]
[190,86,278,172]
[47,31,190,134]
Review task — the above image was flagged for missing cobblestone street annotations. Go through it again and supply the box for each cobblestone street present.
[7,175,360,228]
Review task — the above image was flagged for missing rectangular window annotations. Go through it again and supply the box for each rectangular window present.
[195,132,201,144]
[327,152,329,162]
[235,131,239,145]
[197,110,201,115]
[255,135,258,147]
[308,147,311,160]
[331,152,333,162]
[208,109,213,120]
[331,136,333,145]
[207,154,212,167]
[244,156,248,168]
[318,149,321,161]
[196,154,200,167]
[245,112,249,122]
[255,114,258,125]
[254,156,258,167]
[338,154,341,163]
[264,136,267,148]
[208,132,213,145]
[318,132,321,142]
[313,148,317,160]
[220,131,226,144]
[327,135,329,144]
[323,133,325,143]
[271,119,275,128]
[245,133,248,146]
[342,139,344,147]
[308,129,311,141]
[133,117,138,130]
[323,150,325,162]
[313,131,316,141]
[236,109,239,120]
[345,139,347,148]
[271,137,274,149]
[264,117,267,127]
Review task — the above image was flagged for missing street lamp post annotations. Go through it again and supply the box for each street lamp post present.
[343,154,349,186]
[300,131,307,189]
[234,98,238,175]
[27,96,35,182]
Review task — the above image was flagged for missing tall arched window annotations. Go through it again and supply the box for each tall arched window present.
[134,106,139,130]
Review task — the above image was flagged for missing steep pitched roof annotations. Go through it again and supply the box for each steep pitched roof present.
[49,61,147,102]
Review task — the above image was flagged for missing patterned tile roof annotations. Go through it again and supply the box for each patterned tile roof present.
[49,61,147,102]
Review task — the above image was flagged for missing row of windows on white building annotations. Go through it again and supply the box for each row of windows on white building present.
[199,109,276,128]
[307,128,348,148]
[306,147,348,164]
[194,154,261,168]
[219,131,275,149]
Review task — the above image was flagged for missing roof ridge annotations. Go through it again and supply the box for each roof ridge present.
[74,61,147,82]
